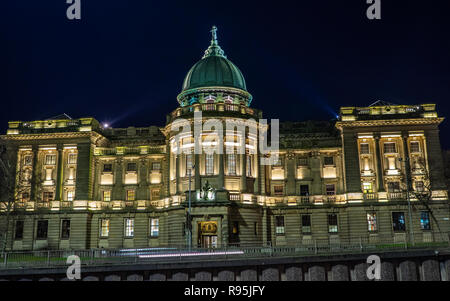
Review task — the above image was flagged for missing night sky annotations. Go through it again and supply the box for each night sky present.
[2,1,450,146]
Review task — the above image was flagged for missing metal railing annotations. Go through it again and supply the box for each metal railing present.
[1,233,449,270]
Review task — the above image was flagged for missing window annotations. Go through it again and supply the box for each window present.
[415,181,424,192]
[124,218,134,237]
[127,162,137,172]
[150,218,159,237]
[275,216,285,235]
[420,212,431,230]
[392,212,406,232]
[67,191,74,201]
[24,155,32,166]
[246,155,252,177]
[68,153,77,164]
[61,219,71,239]
[363,182,373,193]
[21,192,30,202]
[103,163,112,172]
[100,219,110,237]
[297,157,308,166]
[152,162,161,171]
[205,154,214,175]
[254,222,258,236]
[102,191,111,202]
[227,154,236,175]
[384,142,397,154]
[43,191,54,202]
[300,185,309,196]
[45,154,56,165]
[274,185,284,196]
[367,213,377,231]
[232,221,239,235]
[326,184,336,195]
[302,215,311,234]
[151,189,160,200]
[388,182,401,192]
[126,190,135,201]
[328,214,338,233]
[360,143,370,154]
[410,141,420,153]
[186,154,193,172]
[15,220,24,239]
[36,220,48,239]
[324,157,334,166]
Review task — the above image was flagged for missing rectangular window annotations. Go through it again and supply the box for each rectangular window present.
[367,213,377,232]
[297,157,308,166]
[150,218,159,237]
[15,220,24,240]
[324,156,334,166]
[410,141,420,153]
[360,143,370,154]
[126,190,135,201]
[68,153,77,164]
[326,184,336,195]
[127,162,137,172]
[227,154,236,175]
[328,214,338,233]
[43,191,54,202]
[363,182,373,193]
[100,219,110,237]
[67,191,74,201]
[392,212,406,232]
[300,185,309,196]
[24,155,32,166]
[302,215,311,234]
[275,216,285,235]
[420,212,431,230]
[45,154,56,165]
[415,181,424,192]
[124,218,134,237]
[103,163,113,172]
[151,189,160,200]
[102,191,111,202]
[246,155,252,177]
[152,162,161,171]
[36,220,48,239]
[232,221,239,236]
[21,192,30,202]
[61,219,71,239]
[384,142,397,154]
[274,185,284,196]
[388,182,401,192]
[205,154,214,175]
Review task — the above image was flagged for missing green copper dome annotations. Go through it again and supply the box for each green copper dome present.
[181,26,247,92]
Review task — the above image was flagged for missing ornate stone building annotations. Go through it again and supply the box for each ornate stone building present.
[0,28,449,251]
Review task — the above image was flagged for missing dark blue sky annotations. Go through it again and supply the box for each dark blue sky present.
[2,1,450,146]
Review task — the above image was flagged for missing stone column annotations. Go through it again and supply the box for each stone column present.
[164,140,170,197]
[310,152,322,195]
[402,132,413,190]
[374,134,385,192]
[258,155,265,195]
[30,145,39,201]
[112,158,123,201]
[175,141,180,195]
[138,158,148,200]
[241,153,247,192]
[286,152,296,195]
[55,145,64,201]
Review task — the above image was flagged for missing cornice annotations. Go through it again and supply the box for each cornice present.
[335,117,444,130]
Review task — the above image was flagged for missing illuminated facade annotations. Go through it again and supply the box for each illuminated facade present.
[1,28,449,250]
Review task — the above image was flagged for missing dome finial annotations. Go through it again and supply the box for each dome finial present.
[203,26,226,59]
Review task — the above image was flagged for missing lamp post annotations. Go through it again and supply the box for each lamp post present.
[398,157,415,246]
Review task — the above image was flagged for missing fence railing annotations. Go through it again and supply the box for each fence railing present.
[1,233,449,270]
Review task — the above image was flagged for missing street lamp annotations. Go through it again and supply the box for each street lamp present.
[398,157,415,246]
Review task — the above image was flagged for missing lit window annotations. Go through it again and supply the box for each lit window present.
[383,142,396,154]
[36,220,48,239]
[67,191,74,201]
[61,219,71,239]
[367,213,377,231]
[152,162,161,171]
[328,214,338,233]
[149,218,159,237]
[103,163,113,172]
[275,216,285,235]
[274,185,284,196]
[420,212,431,230]
[360,143,370,154]
[392,212,406,232]
[302,215,311,234]
[324,157,334,166]
[227,153,236,175]
[68,153,77,164]
[126,190,135,201]
[102,191,111,202]
[43,191,54,202]
[127,162,137,172]
[205,154,214,175]
[45,154,56,165]
[100,219,109,237]
[363,182,373,193]
[124,218,134,237]
[246,155,252,177]
[410,141,420,153]
[326,184,336,195]
[23,155,32,166]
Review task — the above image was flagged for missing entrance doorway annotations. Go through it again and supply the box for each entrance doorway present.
[198,221,218,248]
